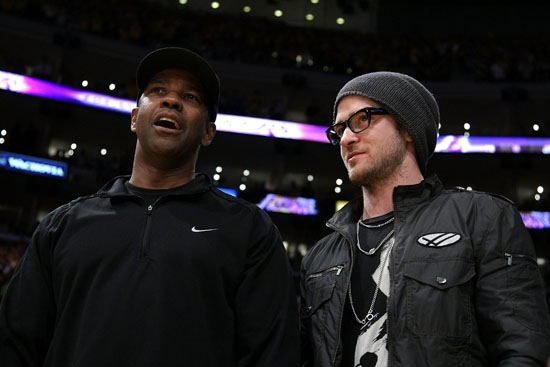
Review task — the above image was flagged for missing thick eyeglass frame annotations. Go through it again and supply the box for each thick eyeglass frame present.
[326,107,388,145]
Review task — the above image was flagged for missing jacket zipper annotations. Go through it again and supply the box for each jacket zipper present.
[387,221,398,367]
[504,252,535,266]
[306,265,343,281]
[140,204,154,258]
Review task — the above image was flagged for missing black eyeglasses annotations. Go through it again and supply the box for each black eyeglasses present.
[326,107,388,145]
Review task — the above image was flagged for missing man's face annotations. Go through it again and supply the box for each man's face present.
[336,95,411,187]
[130,69,215,166]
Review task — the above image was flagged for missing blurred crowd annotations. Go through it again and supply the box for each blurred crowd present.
[1,0,549,86]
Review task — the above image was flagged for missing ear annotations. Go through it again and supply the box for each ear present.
[130,108,138,133]
[201,122,216,147]
[401,128,414,144]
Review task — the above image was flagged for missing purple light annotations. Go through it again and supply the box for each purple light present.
[520,211,550,229]
[258,194,318,215]
[0,70,135,114]
[434,135,550,154]
[2,70,550,151]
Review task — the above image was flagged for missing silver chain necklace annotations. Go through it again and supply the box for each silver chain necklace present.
[358,215,394,229]
[349,233,395,329]
[356,219,395,256]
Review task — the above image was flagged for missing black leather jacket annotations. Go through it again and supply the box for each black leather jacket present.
[300,176,550,367]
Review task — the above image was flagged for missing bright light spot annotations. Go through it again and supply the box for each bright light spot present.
[274,9,283,17]
[211,2,220,9]
[466,186,473,191]
[463,123,470,130]
[0,129,6,136]
[307,59,314,66]
[179,0,188,4]
[298,243,308,256]
[243,5,251,12]
[533,124,540,131]
[535,193,541,201]
[81,80,88,87]
[213,173,220,181]
[243,169,250,176]
[538,258,547,266]
[71,143,77,150]
[438,123,442,130]
[108,83,116,91]
[334,186,342,194]
[67,149,74,157]
[0,138,4,144]
[282,241,288,250]
[336,178,343,186]
[296,54,303,63]
[311,0,319,3]
[537,186,544,194]
[215,166,223,173]
[336,17,345,25]
[464,132,470,137]
[239,184,247,191]
[100,148,107,156]
[305,13,314,21]
[307,175,314,182]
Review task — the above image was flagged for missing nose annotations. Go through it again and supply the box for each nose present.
[339,125,359,147]
[161,91,183,111]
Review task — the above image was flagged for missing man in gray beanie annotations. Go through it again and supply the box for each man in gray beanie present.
[300,72,550,367]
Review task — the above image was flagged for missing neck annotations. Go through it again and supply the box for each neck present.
[129,151,197,189]
[360,166,424,220]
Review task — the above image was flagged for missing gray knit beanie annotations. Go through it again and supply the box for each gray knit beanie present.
[333,71,440,175]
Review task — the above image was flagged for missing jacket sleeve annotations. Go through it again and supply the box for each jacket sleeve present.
[234,209,300,367]
[0,214,58,366]
[475,201,550,366]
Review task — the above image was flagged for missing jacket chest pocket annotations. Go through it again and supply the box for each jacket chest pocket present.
[403,259,475,339]
[303,265,342,344]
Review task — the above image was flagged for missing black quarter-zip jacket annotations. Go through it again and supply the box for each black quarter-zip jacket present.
[0,174,300,367]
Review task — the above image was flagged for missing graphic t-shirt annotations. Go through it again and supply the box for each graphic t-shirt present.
[341,212,394,367]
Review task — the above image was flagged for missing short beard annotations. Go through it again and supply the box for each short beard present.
[347,137,407,189]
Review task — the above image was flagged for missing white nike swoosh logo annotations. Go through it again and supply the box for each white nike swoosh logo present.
[191,226,219,233]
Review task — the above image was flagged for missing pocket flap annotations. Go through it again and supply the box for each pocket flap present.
[303,268,340,316]
[403,258,475,290]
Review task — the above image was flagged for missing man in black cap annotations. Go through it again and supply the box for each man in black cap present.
[0,47,300,366]
[300,71,550,367]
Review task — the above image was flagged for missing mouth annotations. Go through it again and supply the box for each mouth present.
[154,115,181,131]
[346,151,363,162]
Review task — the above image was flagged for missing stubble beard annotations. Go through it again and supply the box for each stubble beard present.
[346,138,407,189]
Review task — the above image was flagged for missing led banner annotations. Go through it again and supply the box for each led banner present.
[0,151,67,178]
[2,70,550,151]
[520,211,550,229]
[0,70,135,114]
[258,193,318,215]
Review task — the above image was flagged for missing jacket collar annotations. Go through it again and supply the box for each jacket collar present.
[96,173,213,198]
[326,175,443,237]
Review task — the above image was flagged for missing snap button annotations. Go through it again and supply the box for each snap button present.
[436,276,447,285]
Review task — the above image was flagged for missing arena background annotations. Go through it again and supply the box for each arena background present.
[0,0,549,305]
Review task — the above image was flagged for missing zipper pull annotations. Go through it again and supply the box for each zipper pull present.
[336,265,343,275]
[147,204,153,215]
[505,253,512,266]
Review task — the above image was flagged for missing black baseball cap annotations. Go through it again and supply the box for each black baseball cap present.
[136,47,220,121]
